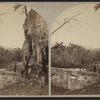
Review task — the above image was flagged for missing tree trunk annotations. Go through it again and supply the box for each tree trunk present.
[24,6,27,17]
[22,9,48,84]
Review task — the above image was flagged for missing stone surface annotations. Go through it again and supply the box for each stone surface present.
[51,67,98,90]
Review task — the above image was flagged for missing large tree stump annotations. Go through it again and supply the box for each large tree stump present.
[22,9,48,84]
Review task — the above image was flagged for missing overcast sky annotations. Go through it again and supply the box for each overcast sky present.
[0,3,31,48]
[51,2,100,49]
[0,2,99,49]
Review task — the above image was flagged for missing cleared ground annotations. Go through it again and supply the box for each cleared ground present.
[0,79,48,95]
[0,69,48,95]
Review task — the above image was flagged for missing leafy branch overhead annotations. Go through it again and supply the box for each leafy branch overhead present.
[94,3,100,12]
[13,4,27,16]
[0,4,27,23]
[13,4,22,11]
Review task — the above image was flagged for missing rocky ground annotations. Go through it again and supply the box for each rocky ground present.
[51,67,100,95]
[0,70,48,96]
[51,82,100,95]
[0,79,48,96]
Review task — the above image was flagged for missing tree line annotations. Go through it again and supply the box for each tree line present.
[0,46,23,68]
[51,42,100,69]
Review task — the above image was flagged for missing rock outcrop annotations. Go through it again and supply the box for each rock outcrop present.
[22,9,48,84]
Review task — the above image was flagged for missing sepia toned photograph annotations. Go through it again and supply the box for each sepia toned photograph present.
[0,2,48,96]
[51,2,100,95]
[1,1,100,97]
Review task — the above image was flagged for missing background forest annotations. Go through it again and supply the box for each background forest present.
[0,46,22,68]
[51,42,100,69]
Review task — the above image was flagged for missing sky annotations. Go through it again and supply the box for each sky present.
[0,3,31,48]
[51,3,100,49]
[20,2,85,30]
[0,2,99,49]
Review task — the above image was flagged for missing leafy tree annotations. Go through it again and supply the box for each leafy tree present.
[51,43,100,69]
[0,46,23,68]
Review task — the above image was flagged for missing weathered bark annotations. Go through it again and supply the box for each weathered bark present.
[22,9,48,84]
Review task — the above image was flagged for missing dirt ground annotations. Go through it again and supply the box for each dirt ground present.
[0,70,48,96]
[0,78,48,95]
[51,82,100,95]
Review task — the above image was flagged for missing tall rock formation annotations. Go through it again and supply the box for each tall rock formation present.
[22,9,48,84]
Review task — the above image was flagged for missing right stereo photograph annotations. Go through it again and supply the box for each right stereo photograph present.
[51,2,100,95]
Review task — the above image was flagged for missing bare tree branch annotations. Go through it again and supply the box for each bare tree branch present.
[24,6,27,16]
[64,18,67,23]
[71,18,81,26]
[13,4,22,12]
[51,12,84,49]
[0,12,7,16]
[56,19,70,32]
[0,7,11,23]
[51,42,63,50]
[55,20,61,26]
[0,7,10,16]
[51,12,84,35]
[51,7,88,50]
[68,22,72,28]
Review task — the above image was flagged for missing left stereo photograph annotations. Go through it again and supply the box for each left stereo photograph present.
[0,3,49,96]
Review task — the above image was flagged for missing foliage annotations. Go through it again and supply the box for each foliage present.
[51,42,100,69]
[0,46,22,68]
